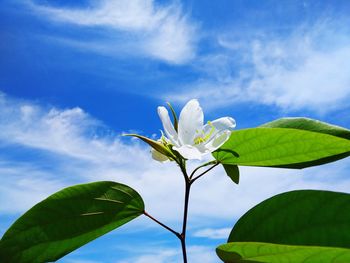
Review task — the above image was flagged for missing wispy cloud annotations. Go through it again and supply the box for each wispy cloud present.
[0,161,65,214]
[118,248,178,263]
[0,93,150,165]
[26,0,197,64]
[166,20,350,113]
[118,245,218,263]
[65,259,100,263]
[192,228,231,240]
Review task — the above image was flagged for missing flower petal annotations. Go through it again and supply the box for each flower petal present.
[204,130,231,152]
[158,106,179,146]
[203,117,236,135]
[178,99,204,145]
[173,145,203,160]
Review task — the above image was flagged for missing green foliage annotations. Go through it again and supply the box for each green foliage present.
[260,117,350,168]
[217,190,350,262]
[213,127,350,168]
[222,164,239,184]
[228,190,350,247]
[0,181,144,263]
[261,117,350,140]
[216,242,350,263]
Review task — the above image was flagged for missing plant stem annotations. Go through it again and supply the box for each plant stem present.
[144,160,218,263]
[180,179,191,263]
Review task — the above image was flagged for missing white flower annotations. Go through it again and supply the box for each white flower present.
[157,99,236,160]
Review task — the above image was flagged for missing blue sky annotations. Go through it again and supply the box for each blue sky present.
[1,0,350,262]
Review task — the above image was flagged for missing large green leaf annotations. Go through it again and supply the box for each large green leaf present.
[217,190,350,262]
[217,242,350,263]
[213,128,350,168]
[261,117,350,140]
[260,118,350,168]
[229,190,350,248]
[0,181,145,263]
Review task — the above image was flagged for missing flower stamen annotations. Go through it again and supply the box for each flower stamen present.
[193,121,216,145]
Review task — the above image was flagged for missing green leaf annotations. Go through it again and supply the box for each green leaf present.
[228,190,350,248]
[213,128,350,168]
[261,117,350,140]
[216,242,350,263]
[259,118,350,168]
[217,190,350,262]
[0,181,145,263]
[222,164,239,184]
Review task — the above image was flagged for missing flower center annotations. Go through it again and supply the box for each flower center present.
[193,121,215,145]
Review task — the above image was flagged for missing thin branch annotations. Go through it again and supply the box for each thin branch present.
[190,162,220,184]
[144,211,181,239]
[189,160,218,180]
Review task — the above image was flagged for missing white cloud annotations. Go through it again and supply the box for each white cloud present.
[187,246,219,263]
[27,0,197,64]
[166,20,350,112]
[65,260,100,263]
[117,245,218,263]
[0,161,65,214]
[192,227,231,240]
[118,249,178,263]
[0,93,147,164]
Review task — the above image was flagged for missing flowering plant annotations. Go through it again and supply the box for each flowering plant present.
[2,99,350,263]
